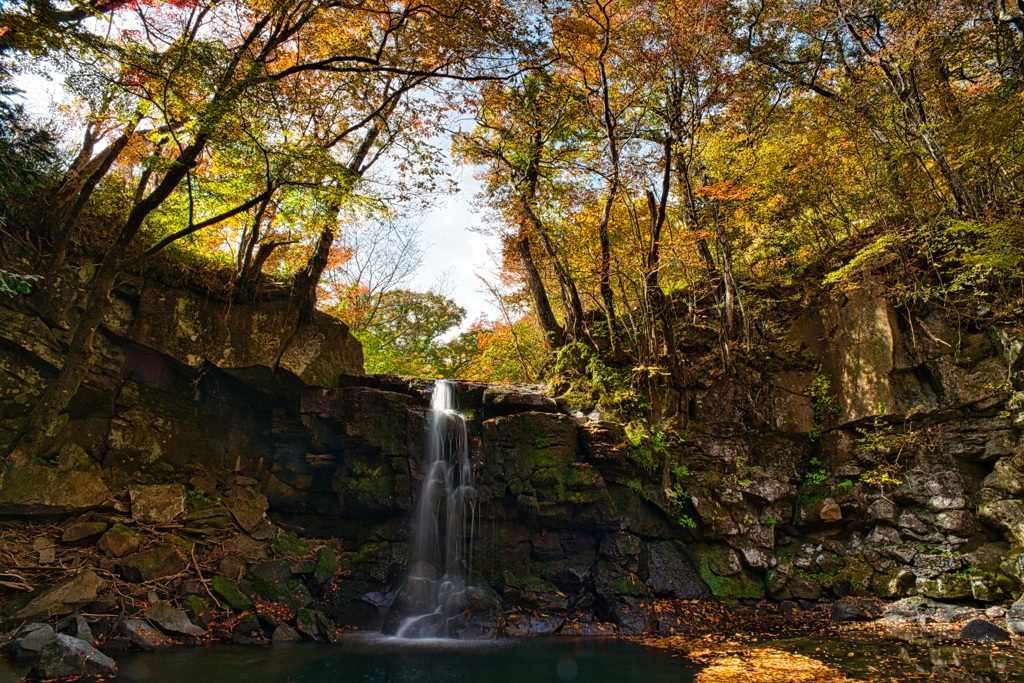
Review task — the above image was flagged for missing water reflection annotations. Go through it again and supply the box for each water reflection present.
[116,636,700,683]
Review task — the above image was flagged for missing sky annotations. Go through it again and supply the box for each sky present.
[413,171,502,327]
[14,71,504,328]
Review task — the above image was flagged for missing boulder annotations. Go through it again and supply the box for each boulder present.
[119,618,174,650]
[211,575,253,612]
[98,523,143,558]
[33,634,117,679]
[225,487,269,533]
[57,615,95,645]
[120,545,185,583]
[130,484,186,525]
[959,618,1011,643]
[831,598,881,623]
[145,601,206,637]
[5,623,55,661]
[272,624,301,641]
[12,571,107,621]
[249,560,312,608]
[0,464,109,515]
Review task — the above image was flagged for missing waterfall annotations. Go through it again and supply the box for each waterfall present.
[392,379,477,638]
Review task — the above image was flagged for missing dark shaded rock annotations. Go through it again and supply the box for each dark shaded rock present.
[959,618,1011,643]
[98,523,143,558]
[34,634,116,679]
[272,624,301,641]
[313,610,338,643]
[831,599,878,623]
[145,601,206,637]
[180,595,213,629]
[249,560,313,607]
[119,618,173,650]
[504,613,564,636]
[270,531,309,556]
[599,532,642,565]
[6,623,55,660]
[646,541,712,599]
[0,464,109,515]
[225,487,269,533]
[482,386,558,414]
[606,597,652,635]
[232,613,262,639]
[295,608,323,642]
[61,521,109,544]
[120,544,185,582]
[57,615,94,645]
[130,483,186,524]
[12,570,107,621]
[211,575,253,612]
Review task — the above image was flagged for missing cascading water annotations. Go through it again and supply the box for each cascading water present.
[391,379,477,638]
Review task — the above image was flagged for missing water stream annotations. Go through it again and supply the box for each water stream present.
[390,380,477,638]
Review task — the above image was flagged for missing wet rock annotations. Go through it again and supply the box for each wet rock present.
[12,570,107,621]
[6,623,55,660]
[61,521,109,544]
[959,618,1011,643]
[119,618,174,650]
[145,601,206,637]
[225,487,269,533]
[130,483,186,525]
[0,464,109,515]
[34,634,117,679]
[57,615,94,645]
[98,523,143,558]
[646,541,712,599]
[120,544,185,582]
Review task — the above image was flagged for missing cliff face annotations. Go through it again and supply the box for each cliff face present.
[0,264,1022,636]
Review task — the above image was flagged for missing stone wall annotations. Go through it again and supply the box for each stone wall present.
[2,269,1024,637]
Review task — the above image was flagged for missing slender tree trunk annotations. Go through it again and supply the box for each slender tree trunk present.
[519,134,586,338]
[516,233,565,347]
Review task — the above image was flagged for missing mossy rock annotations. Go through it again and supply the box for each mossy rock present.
[271,531,310,556]
[693,549,764,601]
[211,575,253,612]
[314,547,339,584]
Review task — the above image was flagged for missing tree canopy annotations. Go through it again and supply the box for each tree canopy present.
[1,0,1022,408]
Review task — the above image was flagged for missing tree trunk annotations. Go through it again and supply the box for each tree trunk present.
[517,233,565,347]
